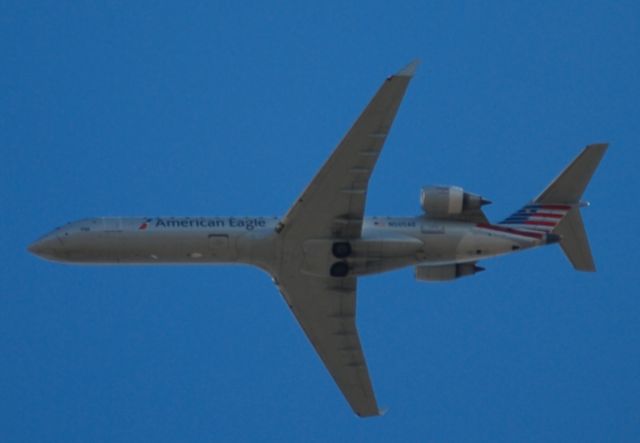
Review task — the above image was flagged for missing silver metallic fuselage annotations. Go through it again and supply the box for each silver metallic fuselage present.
[28,216,542,278]
[25,60,604,418]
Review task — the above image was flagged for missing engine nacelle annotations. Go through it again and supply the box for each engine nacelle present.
[415,263,484,282]
[420,186,489,217]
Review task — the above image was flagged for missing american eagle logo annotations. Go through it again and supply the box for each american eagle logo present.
[138,218,153,230]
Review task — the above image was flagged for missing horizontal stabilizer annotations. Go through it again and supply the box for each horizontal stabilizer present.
[535,143,608,204]
[554,208,595,271]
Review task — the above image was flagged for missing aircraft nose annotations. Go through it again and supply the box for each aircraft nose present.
[28,233,64,258]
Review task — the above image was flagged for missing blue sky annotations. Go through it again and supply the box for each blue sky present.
[2,1,639,441]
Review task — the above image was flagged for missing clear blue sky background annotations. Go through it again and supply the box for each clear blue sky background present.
[2,2,639,441]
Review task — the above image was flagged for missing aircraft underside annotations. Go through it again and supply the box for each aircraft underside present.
[29,61,607,417]
[29,216,544,279]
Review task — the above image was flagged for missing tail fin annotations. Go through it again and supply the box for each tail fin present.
[501,143,608,271]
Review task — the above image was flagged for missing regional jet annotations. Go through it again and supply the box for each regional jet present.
[29,61,607,417]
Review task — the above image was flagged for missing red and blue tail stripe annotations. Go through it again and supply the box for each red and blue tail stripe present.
[476,222,546,240]
[499,204,571,232]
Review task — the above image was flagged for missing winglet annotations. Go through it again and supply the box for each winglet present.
[395,59,420,78]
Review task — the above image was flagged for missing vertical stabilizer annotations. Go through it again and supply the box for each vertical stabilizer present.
[501,143,608,271]
[537,143,607,271]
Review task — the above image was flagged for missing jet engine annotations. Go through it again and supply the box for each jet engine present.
[415,263,484,282]
[420,186,490,217]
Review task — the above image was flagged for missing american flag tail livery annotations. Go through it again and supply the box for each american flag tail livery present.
[499,143,608,271]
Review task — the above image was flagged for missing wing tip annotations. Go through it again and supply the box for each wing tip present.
[354,399,389,418]
[356,406,388,418]
[394,59,420,78]
[585,142,609,153]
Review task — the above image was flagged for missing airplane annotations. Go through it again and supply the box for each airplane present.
[28,61,608,417]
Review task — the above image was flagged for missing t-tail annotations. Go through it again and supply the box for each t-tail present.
[499,143,608,271]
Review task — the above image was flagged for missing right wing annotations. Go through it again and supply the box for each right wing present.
[276,274,380,417]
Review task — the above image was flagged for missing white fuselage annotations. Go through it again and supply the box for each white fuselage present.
[29,216,543,278]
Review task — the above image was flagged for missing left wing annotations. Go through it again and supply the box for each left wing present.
[278,60,419,240]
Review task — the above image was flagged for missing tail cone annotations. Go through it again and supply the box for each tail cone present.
[546,233,561,244]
